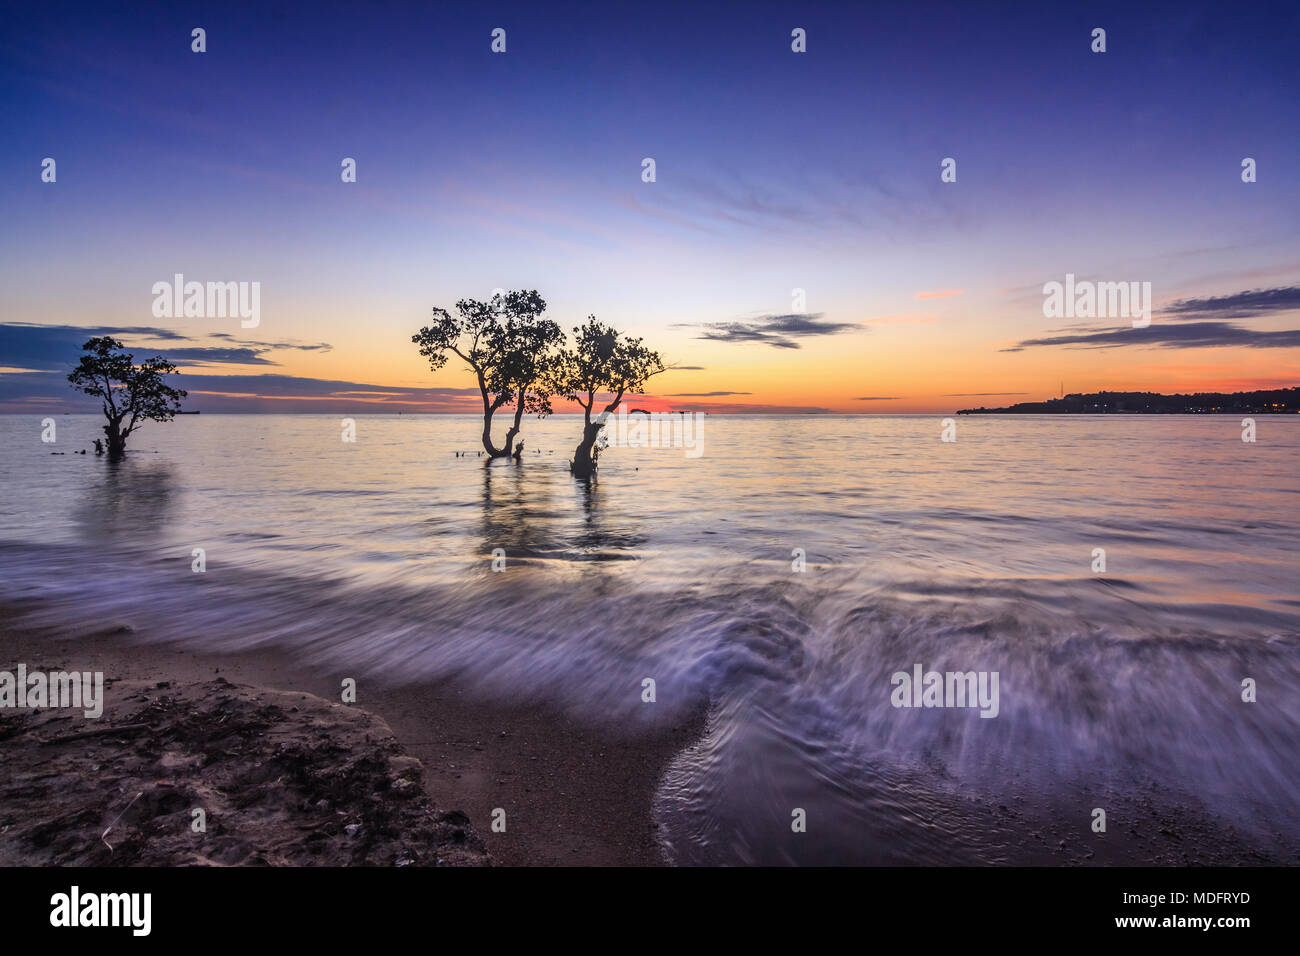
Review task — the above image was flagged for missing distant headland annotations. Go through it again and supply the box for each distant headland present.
[957,387,1300,415]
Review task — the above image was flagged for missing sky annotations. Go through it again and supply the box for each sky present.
[3,0,1299,414]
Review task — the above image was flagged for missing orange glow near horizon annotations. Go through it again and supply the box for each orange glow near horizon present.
[165,321,1299,415]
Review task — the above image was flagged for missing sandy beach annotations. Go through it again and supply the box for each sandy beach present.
[1,617,706,867]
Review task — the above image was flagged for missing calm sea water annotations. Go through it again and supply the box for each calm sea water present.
[2,413,1299,864]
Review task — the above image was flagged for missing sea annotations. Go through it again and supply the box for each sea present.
[2,412,1298,864]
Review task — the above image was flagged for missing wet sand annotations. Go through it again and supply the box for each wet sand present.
[1,621,706,867]
[4,619,1285,868]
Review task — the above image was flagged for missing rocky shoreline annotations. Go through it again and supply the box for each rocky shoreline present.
[0,619,705,867]
[0,674,489,866]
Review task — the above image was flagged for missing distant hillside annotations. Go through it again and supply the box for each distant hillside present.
[957,387,1300,415]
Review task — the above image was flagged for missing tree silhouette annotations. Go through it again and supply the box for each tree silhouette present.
[498,296,564,458]
[548,316,665,480]
[67,336,186,458]
[412,290,560,458]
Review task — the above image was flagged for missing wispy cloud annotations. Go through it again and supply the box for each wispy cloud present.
[915,289,964,299]
[178,374,480,401]
[1163,286,1300,320]
[852,395,902,401]
[0,324,334,373]
[678,312,861,350]
[0,323,189,371]
[163,347,279,366]
[632,166,968,243]
[1004,321,1300,352]
[0,368,482,413]
[209,333,333,353]
[664,391,752,397]
[665,400,833,414]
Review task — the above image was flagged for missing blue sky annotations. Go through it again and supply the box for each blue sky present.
[3,0,1299,412]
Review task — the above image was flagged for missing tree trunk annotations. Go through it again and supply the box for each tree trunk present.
[569,419,604,480]
[502,395,527,459]
[103,420,126,458]
[477,371,510,458]
[480,411,508,458]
